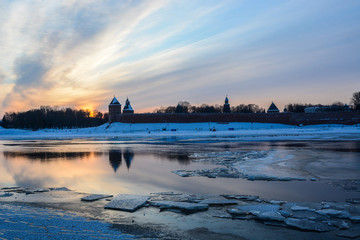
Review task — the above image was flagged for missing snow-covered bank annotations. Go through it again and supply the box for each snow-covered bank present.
[0,122,359,140]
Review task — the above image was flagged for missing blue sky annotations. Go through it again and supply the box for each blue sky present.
[0,0,359,116]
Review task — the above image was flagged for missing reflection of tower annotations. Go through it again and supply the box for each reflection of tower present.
[123,149,134,170]
[109,150,122,173]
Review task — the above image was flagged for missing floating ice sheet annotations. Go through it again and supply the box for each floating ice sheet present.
[104,194,150,212]
[150,201,208,213]
[81,194,113,202]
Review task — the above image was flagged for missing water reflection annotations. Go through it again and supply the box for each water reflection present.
[154,151,191,165]
[3,148,191,172]
[1,140,359,202]
[108,150,122,173]
[224,141,360,152]
[3,151,93,161]
[123,149,134,170]
[108,149,135,172]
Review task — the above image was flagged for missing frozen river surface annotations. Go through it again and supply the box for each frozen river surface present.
[0,139,359,202]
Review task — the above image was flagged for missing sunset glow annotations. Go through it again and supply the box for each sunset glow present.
[79,105,95,117]
[0,0,359,117]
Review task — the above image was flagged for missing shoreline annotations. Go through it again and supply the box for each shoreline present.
[1,122,360,141]
[1,187,359,239]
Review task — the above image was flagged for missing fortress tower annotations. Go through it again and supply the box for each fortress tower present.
[109,96,121,123]
[123,98,134,114]
[267,102,280,113]
[223,96,231,113]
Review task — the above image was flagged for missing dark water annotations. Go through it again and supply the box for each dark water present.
[0,139,359,202]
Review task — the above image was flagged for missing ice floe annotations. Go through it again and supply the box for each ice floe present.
[1,187,359,235]
[150,201,209,214]
[336,230,360,239]
[255,211,286,222]
[0,192,13,197]
[284,218,335,232]
[198,198,238,206]
[222,194,259,201]
[104,194,150,212]
[228,204,281,216]
[81,194,113,202]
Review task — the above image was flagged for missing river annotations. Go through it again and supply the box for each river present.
[1,139,359,202]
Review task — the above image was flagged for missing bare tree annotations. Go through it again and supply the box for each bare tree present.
[351,92,360,111]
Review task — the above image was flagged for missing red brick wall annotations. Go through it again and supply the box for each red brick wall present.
[113,112,360,126]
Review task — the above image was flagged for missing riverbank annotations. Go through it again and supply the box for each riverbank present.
[1,122,360,140]
[0,187,359,239]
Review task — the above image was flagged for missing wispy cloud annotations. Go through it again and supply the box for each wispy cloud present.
[0,0,359,116]
[0,69,5,84]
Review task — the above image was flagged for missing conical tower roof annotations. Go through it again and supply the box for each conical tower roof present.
[267,102,279,112]
[123,98,133,110]
[109,96,120,105]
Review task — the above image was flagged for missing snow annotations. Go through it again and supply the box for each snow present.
[0,122,359,140]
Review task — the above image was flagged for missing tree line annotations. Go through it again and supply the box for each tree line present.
[285,92,360,112]
[1,106,108,130]
[154,101,265,114]
[352,91,360,111]
[285,102,349,113]
[154,91,360,114]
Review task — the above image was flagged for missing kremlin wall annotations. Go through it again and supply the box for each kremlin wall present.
[108,97,360,126]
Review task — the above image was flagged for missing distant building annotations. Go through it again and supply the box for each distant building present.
[106,96,359,125]
[123,98,134,114]
[108,97,135,123]
[223,96,231,113]
[267,102,280,113]
[109,97,121,123]
[304,105,351,113]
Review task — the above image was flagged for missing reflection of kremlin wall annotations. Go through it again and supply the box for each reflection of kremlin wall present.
[108,97,360,126]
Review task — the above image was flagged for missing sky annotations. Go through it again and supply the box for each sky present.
[0,0,359,116]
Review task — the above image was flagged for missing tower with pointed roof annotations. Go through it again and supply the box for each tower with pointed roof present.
[267,102,280,113]
[123,98,134,114]
[109,96,122,123]
[223,96,231,113]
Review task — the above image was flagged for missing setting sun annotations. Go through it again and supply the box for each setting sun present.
[79,105,95,117]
